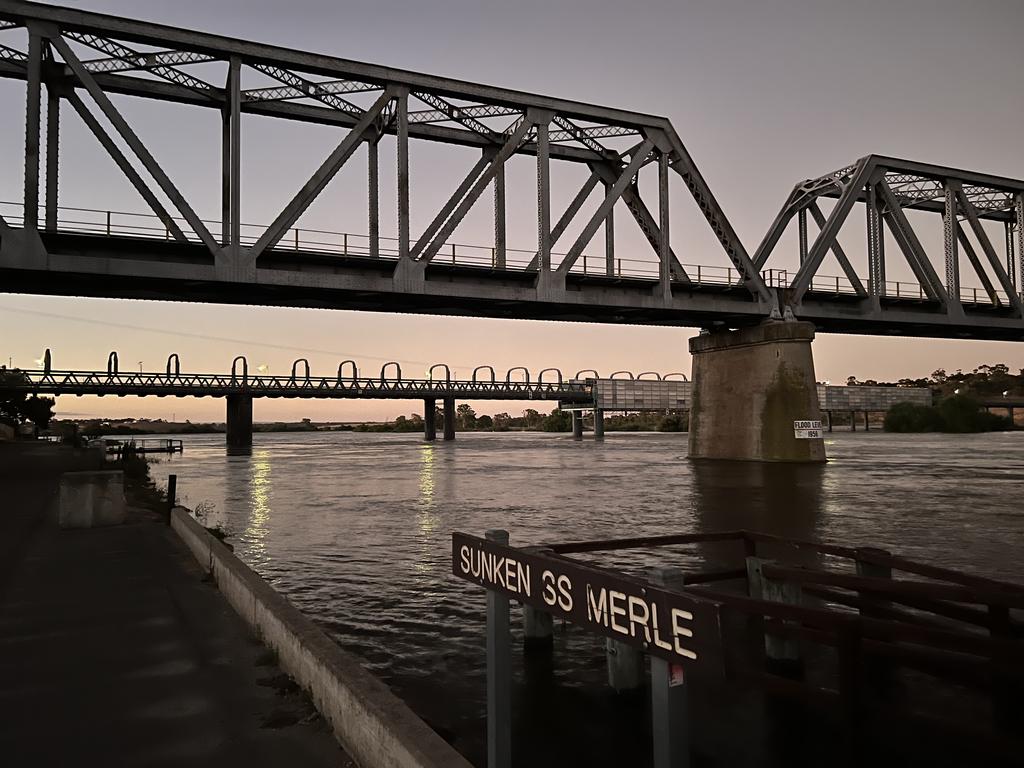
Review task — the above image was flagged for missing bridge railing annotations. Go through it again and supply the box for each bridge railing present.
[762,268,1011,307]
[2,201,747,289]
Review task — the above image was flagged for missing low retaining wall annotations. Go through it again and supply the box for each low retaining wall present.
[170,507,472,768]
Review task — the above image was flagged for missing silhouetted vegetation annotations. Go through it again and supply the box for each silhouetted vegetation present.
[351,407,688,433]
[0,368,55,432]
[884,395,1011,433]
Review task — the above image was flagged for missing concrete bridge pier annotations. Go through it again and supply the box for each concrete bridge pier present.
[689,320,825,463]
[571,411,583,441]
[424,398,437,442]
[226,394,253,451]
[593,409,605,441]
[442,397,456,441]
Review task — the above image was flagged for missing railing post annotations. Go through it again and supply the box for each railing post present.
[485,529,511,768]
[106,210,111,236]
[696,264,701,284]
[343,232,348,254]
[746,557,803,676]
[166,473,177,525]
[650,566,690,768]
[295,227,300,250]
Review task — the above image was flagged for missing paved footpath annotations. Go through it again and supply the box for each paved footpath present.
[0,443,349,767]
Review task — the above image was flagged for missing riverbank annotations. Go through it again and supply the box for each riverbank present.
[0,442,347,766]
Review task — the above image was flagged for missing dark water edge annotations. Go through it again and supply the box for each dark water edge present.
[146,431,1024,766]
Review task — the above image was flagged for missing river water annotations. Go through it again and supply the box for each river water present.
[146,431,1024,766]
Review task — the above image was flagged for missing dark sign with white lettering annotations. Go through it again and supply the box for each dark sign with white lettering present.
[452,532,722,667]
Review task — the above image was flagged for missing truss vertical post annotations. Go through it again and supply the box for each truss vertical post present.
[1005,221,1015,292]
[658,152,671,300]
[605,180,615,276]
[368,136,379,258]
[1015,193,1024,300]
[396,88,410,260]
[943,182,960,305]
[866,183,885,296]
[227,56,241,253]
[24,31,42,231]
[494,162,506,269]
[44,87,59,230]
[220,100,230,243]
[536,121,551,272]
[797,208,808,266]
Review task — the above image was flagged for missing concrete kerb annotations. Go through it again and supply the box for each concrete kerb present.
[169,506,473,768]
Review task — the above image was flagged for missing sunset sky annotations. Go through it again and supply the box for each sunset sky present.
[1,0,1022,422]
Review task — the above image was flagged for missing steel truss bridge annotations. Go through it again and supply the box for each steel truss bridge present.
[0,2,1022,340]
[5,352,652,404]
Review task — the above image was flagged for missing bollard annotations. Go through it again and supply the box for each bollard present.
[746,557,803,675]
[523,605,553,651]
[650,566,690,768]
[485,529,511,768]
[166,474,177,525]
[606,638,644,692]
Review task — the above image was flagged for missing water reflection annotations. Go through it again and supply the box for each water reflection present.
[242,448,272,567]
[690,459,825,567]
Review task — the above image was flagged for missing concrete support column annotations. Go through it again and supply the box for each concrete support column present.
[593,408,605,441]
[850,411,856,431]
[424,397,437,442]
[442,397,456,441]
[688,321,825,462]
[826,411,833,433]
[571,411,583,441]
[864,411,870,431]
[226,394,253,451]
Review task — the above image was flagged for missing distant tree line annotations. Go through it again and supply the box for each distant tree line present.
[354,406,687,433]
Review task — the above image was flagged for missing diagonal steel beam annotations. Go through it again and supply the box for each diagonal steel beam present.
[82,49,215,75]
[243,78,377,103]
[0,42,26,63]
[526,170,601,270]
[419,118,533,263]
[250,88,395,260]
[557,140,654,275]
[52,35,220,256]
[65,32,216,97]
[957,188,1024,314]
[955,224,1000,305]
[663,128,767,301]
[877,179,948,305]
[752,187,799,270]
[807,201,868,296]
[409,153,491,259]
[412,91,496,138]
[589,158,689,282]
[251,63,363,116]
[790,158,873,303]
[551,114,606,155]
[65,91,187,242]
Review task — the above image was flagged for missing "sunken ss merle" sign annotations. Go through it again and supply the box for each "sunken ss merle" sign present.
[451,532,721,666]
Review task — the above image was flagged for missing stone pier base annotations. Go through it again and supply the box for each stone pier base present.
[688,321,825,463]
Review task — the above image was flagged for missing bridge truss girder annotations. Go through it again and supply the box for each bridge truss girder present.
[0,0,771,305]
[753,155,1024,323]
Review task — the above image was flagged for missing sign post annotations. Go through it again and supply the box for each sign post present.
[650,566,690,768]
[485,529,512,768]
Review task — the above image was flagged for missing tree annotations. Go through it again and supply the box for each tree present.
[0,369,54,430]
[476,414,493,430]
[492,412,512,431]
[521,408,541,428]
[456,403,477,429]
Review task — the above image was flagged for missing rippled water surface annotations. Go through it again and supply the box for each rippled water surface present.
[147,431,1024,765]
